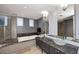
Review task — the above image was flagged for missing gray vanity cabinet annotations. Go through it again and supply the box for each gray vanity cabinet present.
[36,38,50,53]
[36,37,64,54]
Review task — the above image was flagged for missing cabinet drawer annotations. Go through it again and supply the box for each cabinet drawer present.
[56,49,64,54]
[42,43,50,53]
[50,47,57,54]
[36,39,50,54]
[50,46,64,54]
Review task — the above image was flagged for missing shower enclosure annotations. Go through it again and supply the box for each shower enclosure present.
[0,16,11,46]
[0,16,6,44]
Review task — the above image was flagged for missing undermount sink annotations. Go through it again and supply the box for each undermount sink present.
[46,35,79,47]
[45,35,67,46]
[53,38,67,46]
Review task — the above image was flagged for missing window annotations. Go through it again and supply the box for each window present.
[0,16,8,26]
[4,16,8,26]
[29,19,34,27]
[17,17,23,26]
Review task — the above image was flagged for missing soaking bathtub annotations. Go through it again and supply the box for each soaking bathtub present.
[18,35,38,42]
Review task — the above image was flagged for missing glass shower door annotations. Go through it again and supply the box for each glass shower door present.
[0,16,8,47]
[0,16,5,44]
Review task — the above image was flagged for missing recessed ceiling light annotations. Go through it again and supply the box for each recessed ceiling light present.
[24,7,27,8]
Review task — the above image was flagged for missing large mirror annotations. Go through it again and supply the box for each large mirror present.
[58,4,74,40]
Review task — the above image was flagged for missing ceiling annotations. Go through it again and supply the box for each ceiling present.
[58,4,74,20]
[0,4,74,20]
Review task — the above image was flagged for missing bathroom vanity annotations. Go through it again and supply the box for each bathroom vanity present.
[36,37,78,54]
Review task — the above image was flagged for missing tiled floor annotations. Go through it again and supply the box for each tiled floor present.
[22,46,43,54]
[0,39,46,54]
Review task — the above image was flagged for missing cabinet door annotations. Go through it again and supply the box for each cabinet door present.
[55,49,64,54]
[50,46,64,54]
[36,37,41,46]
[36,39,40,46]
[41,42,50,54]
[50,46,57,54]
[36,39,50,54]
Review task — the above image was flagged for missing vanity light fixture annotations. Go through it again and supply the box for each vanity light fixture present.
[41,10,49,18]
[41,10,49,35]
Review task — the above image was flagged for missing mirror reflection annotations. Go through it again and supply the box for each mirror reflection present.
[57,4,74,40]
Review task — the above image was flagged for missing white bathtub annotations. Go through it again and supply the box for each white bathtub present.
[18,35,38,42]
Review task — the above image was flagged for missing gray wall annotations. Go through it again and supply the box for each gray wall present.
[17,18,38,34]
[37,17,44,32]
[37,17,49,34]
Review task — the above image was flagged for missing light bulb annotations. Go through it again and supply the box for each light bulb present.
[41,10,48,17]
